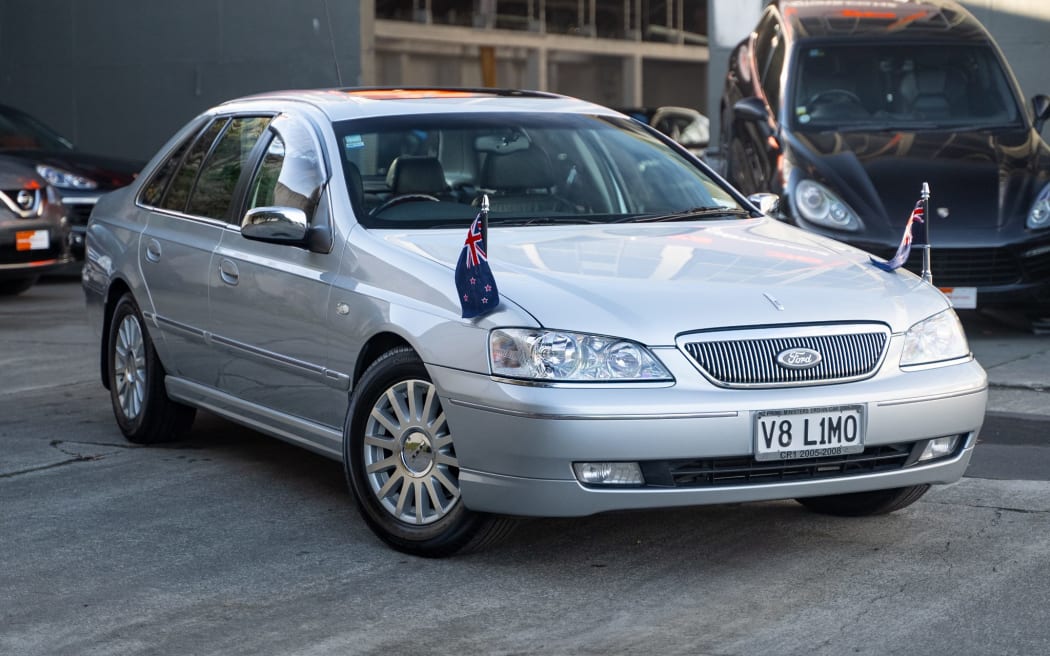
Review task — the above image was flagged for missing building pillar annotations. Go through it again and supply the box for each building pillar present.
[623,53,643,107]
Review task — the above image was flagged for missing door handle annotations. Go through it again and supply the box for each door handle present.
[219,258,239,285]
[145,239,162,262]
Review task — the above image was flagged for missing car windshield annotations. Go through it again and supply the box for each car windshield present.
[0,106,75,152]
[333,112,742,228]
[791,43,1022,131]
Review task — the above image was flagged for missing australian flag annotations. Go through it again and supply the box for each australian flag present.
[455,209,500,318]
[870,199,926,272]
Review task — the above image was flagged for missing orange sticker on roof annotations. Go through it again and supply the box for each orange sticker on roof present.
[344,89,482,100]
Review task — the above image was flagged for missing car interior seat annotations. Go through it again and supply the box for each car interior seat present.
[385,155,450,197]
[478,147,574,214]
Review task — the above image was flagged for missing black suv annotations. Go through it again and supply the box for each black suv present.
[719,0,1050,318]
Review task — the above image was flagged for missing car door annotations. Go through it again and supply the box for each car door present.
[209,113,348,435]
[726,9,785,195]
[138,117,252,386]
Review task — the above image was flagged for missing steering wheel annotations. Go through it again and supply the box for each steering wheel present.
[370,193,440,215]
[808,89,863,107]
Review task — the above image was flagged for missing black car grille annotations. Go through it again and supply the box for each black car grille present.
[682,329,888,387]
[639,442,918,488]
[899,248,1022,286]
[1021,245,1050,281]
[64,201,96,227]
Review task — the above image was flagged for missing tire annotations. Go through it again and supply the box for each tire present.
[0,276,39,296]
[796,484,931,517]
[343,347,516,557]
[106,293,195,444]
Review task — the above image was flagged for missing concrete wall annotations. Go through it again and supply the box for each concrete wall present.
[0,0,361,162]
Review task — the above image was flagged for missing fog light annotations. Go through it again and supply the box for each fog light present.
[573,462,645,486]
[918,435,960,462]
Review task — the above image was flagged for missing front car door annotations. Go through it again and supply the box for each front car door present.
[209,113,348,449]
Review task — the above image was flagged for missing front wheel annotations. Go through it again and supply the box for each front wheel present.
[796,484,930,517]
[107,293,195,444]
[343,347,515,557]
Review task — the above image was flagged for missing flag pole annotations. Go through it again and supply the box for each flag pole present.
[481,193,490,246]
[920,182,932,285]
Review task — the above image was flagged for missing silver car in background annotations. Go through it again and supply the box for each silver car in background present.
[83,88,987,556]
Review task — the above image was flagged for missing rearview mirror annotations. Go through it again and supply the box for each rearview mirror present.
[241,206,309,245]
[733,97,772,123]
[1033,94,1050,132]
[747,192,780,216]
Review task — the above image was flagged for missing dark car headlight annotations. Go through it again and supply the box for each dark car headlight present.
[794,180,862,232]
[36,164,97,190]
[1028,182,1050,229]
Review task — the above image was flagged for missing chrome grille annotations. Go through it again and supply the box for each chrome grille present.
[681,326,889,387]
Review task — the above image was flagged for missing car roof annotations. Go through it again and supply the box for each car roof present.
[774,0,990,43]
[215,87,624,122]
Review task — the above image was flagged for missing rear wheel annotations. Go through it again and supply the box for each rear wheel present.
[344,347,515,557]
[0,276,38,296]
[796,484,930,517]
[107,293,195,444]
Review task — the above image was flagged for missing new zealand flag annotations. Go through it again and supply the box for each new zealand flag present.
[870,199,926,272]
[455,209,500,318]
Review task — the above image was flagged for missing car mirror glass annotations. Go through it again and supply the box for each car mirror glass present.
[733,97,771,123]
[240,206,309,245]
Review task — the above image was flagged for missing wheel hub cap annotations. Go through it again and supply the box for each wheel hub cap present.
[400,431,435,476]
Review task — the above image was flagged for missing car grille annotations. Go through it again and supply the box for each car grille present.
[63,201,96,227]
[638,442,919,488]
[681,327,888,387]
[900,248,1021,286]
[1021,244,1050,282]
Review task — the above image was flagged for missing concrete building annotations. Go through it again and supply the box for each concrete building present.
[0,0,1046,161]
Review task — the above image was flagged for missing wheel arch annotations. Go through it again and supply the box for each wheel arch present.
[352,331,414,388]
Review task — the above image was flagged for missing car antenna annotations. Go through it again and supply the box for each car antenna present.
[920,182,932,285]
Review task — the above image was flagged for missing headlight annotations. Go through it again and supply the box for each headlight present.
[36,164,97,190]
[1027,182,1050,229]
[793,179,862,231]
[490,328,672,381]
[900,310,969,368]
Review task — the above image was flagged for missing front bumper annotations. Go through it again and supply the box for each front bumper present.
[433,341,987,517]
[0,215,72,279]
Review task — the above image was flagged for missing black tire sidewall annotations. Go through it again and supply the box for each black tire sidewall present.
[343,348,481,554]
[107,295,160,438]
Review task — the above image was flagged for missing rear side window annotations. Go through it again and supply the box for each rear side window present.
[186,116,271,221]
[141,135,194,207]
[160,119,227,213]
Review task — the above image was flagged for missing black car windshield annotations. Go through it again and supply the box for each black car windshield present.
[791,43,1022,131]
[333,112,742,228]
[0,106,75,152]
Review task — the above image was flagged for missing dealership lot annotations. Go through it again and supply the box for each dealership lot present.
[2,279,1049,656]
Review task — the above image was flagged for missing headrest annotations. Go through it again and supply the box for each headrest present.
[481,148,555,190]
[385,156,447,195]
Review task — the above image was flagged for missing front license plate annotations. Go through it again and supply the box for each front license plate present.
[939,286,977,310]
[16,229,49,251]
[754,405,865,461]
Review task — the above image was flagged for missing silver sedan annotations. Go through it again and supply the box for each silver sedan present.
[83,88,987,556]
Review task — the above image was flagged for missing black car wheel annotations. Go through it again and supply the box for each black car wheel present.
[344,347,515,557]
[796,484,930,517]
[0,276,38,296]
[107,293,195,444]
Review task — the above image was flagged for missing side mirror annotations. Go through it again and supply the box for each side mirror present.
[1033,94,1050,132]
[240,206,309,246]
[733,97,772,123]
[747,192,780,216]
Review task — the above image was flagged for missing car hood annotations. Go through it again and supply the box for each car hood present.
[1,149,142,189]
[787,126,1050,246]
[385,218,948,344]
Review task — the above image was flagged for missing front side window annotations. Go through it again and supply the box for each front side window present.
[791,43,1022,130]
[333,112,743,229]
[245,114,326,222]
[186,116,271,221]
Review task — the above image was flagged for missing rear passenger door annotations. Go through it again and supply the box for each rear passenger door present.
[138,115,271,386]
[209,114,348,437]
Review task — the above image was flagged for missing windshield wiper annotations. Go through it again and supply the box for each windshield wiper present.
[618,206,751,223]
[490,216,605,226]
